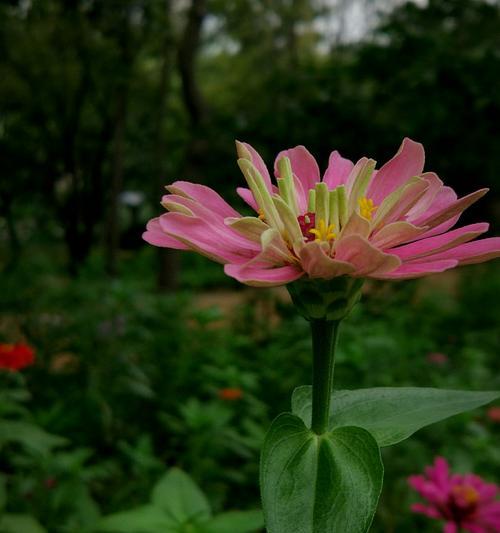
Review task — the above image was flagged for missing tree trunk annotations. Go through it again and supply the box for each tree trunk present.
[155,0,181,292]
[105,90,127,276]
[157,0,208,291]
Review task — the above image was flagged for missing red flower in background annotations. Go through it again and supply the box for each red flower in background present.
[0,343,35,371]
[218,388,243,401]
[487,407,500,423]
[409,457,500,533]
[427,352,449,366]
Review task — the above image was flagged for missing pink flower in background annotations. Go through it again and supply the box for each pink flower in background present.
[144,139,500,286]
[487,407,500,423]
[408,457,500,532]
[427,352,449,366]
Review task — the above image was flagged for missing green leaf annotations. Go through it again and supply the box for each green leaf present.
[201,510,264,533]
[0,514,47,533]
[0,420,67,455]
[151,468,211,524]
[292,386,500,447]
[96,504,177,532]
[260,413,383,533]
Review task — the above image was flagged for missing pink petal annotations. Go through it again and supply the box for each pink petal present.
[368,138,425,205]
[323,150,354,189]
[299,241,355,278]
[339,211,371,240]
[388,223,490,261]
[224,263,303,287]
[410,503,441,519]
[162,194,228,224]
[461,524,487,533]
[429,457,452,492]
[374,177,430,228]
[237,141,273,191]
[167,181,241,219]
[370,222,428,250]
[159,213,257,264]
[237,187,259,211]
[406,172,443,219]
[334,234,401,277]
[410,186,459,239]
[408,475,427,493]
[376,259,458,279]
[443,523,459,533]
[274,145,320,194]
[411,237,500,266]
[417,189,488,231]
[142,218,189,249]
[344,157,371,197]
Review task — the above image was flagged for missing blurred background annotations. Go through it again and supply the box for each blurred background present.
[0,0,499,531]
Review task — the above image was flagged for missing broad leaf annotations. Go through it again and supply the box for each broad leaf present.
[260,413,383,533]
[96,504,177,532]
[201,510,264,533]
[0,420,67,455]
[292,386,500,447]
[0,514,46,533]
[151,468,211,524]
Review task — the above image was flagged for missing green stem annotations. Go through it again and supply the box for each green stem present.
[310,319,341,435]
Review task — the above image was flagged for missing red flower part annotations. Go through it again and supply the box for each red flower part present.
[0,343,35,371]
[408,456,500,532]
[298,212,316,242]
[44,477,57,489]
[218,388,243,401]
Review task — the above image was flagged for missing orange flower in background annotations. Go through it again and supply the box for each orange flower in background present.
[218,388,243,401]
[0,343,35,371]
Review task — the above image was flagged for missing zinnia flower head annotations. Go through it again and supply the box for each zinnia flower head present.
[144,139,500,286]
[0,343,35,371]
[408,456,500,533]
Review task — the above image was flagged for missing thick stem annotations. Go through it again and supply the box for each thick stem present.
[310,319,341,435]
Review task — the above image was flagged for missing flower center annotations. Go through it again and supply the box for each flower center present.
[358,197,377,220]
[309,219,336,243]
[298,213,316,242]
[452,484,480,507]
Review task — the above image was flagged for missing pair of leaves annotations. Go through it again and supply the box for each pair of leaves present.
[261,387,499,533]
[97,468,263,533]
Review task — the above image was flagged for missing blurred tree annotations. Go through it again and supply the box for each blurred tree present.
[1,0,499,276]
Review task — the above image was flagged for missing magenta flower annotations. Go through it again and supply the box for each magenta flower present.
[143,139,500,286]
[408,457,500,533]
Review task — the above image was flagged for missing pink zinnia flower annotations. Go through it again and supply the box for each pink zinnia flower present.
[143,139,500,286]
[408,457,500,532]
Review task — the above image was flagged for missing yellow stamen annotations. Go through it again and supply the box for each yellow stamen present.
[258,208,266,221]
[358,197,377,221]
[309,219,336,242]
[452,485,480,506]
